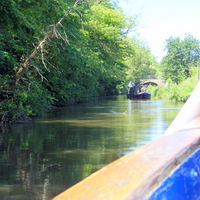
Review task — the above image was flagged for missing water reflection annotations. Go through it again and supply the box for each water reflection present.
[0,96,183,199]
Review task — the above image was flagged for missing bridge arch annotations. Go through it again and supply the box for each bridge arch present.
[140,78,166,86]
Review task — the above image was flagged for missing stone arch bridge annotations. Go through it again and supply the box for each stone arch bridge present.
[140,76,166,86]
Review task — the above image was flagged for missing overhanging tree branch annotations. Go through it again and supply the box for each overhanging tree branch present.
[14,0,82,86]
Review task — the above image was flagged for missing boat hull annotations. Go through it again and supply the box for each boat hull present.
[127,85,151,100]
[127,92,151,100]
[148,148,200,199]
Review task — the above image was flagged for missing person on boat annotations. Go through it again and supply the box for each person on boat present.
[128,81,134,94]
[128,81,133,87]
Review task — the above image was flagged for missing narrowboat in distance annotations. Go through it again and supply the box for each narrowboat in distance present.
[127,83,151,100]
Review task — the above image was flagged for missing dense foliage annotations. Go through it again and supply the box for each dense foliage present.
[125,39,158,83]
[0,0,157,123]
[161,34,200,84]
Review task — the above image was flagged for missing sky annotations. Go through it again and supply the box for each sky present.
[117,0,200,62]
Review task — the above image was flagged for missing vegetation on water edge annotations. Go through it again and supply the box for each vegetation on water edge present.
[148,34,200,102]
[149,71,199,102]
[0,0,158,124]
[1,0,200,124]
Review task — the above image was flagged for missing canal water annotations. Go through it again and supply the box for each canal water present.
[0,96,183,200]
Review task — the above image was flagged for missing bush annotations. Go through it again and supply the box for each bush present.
[148,73,198,102]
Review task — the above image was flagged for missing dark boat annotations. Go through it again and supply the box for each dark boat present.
[127,84,151,99]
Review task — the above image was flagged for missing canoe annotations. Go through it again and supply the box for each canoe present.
[52,81,200,200]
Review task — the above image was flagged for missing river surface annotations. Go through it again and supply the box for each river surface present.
[0,96,183,200]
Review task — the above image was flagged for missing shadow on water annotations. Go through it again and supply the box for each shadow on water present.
[0,96,183,199]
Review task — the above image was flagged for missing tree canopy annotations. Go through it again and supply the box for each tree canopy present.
[161,34,200,84]
[125,39,158,83]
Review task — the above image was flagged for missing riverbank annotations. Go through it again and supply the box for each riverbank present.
[1,73,197,125]
[149,74,198,102]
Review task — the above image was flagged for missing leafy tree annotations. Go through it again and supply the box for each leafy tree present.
[161,34,200,84]
[82,2,134,95]
[0,0,138,123]
[125,39,158,84]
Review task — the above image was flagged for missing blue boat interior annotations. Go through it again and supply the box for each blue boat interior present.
[147,148,200,200]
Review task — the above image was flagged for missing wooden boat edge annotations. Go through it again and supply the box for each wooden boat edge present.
[52,117,200,200]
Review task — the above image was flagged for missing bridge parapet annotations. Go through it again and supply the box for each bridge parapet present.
[142,75,163,80]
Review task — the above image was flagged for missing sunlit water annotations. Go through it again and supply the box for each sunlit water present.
[0,96,183,200]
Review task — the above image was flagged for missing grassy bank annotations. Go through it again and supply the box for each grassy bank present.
[148,74,199,102]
